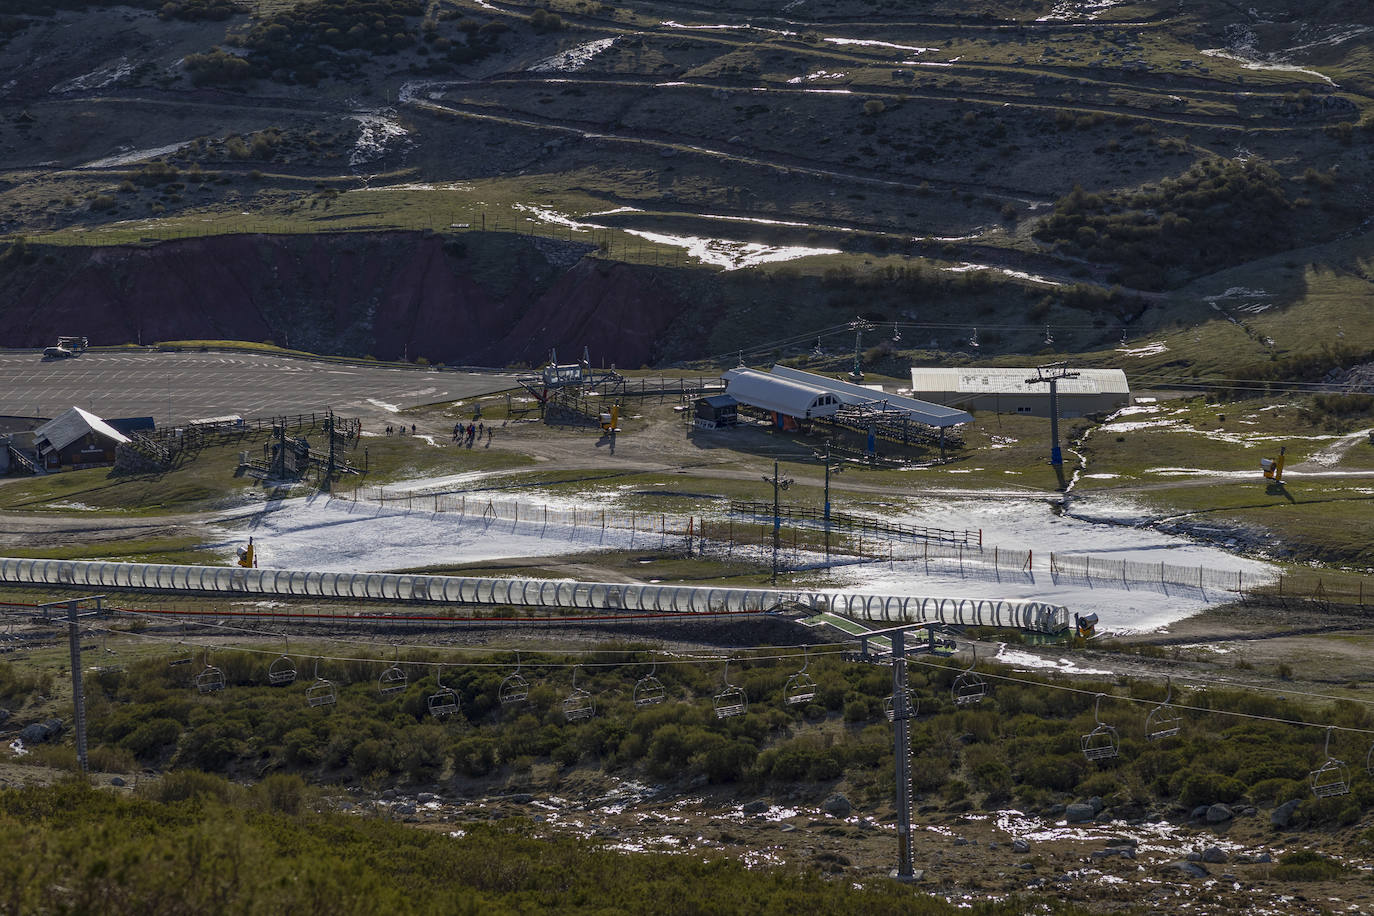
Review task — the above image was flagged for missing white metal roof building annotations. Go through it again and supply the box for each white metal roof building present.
[721,368,842,418]
[909,367,1130,418]
[770,365,973,428]
[32,406,131,469]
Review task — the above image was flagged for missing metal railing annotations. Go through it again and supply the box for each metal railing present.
[0,557,1071,633]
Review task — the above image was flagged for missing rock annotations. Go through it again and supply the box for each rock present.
[1206,804,1233,824]
[1185,851,1202,862]
[1255,852,1272,864]
[0,708,9,725]
[507,793,534,804]
[1241,807,1258,817]
[1271,800,1300,829]
[1065,803,1096,823]
[743,800,769,814]
[417,792,437,803]
[1046,803,1066,816]
[822,794,852,818]
[109,776,126,787]
[380,789,397,800]
[1201,846,1228,864]
[953,836,970,847]
[1103,836,1137,848]
[395,803,417,816]
[1013,838,1031,853]
[1092,847,1135,861]
[1171,860,1210,878]
[1190,805,1210,820]
[1088,796,1104,814]
[18,718,63,744]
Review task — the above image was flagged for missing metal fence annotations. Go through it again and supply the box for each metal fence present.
[0,557,1071,633]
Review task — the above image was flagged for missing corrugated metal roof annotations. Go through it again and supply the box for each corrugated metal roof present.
[721,368,842,418]
[910,367,1130,396]
[769,365,973,427]
[34,406,131,454]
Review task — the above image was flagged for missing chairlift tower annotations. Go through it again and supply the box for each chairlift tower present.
[1024,363,1080,467]
[762,460,793,585]
[812,441,844,563]
[37,595,105,775]
[848,317,874,382]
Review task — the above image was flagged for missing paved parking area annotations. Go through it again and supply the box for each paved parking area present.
[0,351,519,424]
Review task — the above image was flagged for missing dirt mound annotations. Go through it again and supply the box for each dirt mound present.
[0,232,693,368]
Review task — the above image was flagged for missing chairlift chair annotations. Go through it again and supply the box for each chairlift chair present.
[1145,677,1181,741]
[968,328,979,349]
[951,645,988,706]
[562,666,595,722]
[428,666,460,718]
[1080,694,1120,762]
[713,658,748,719]
[378,645,407,697]
[1310,727,1350,798]
[268,638,296,687]
[1044,325,1054,346]
[783,648,817,707]
[499,651,529,706]
[891,322,902,343]
[306,658,337,708]
[885,688,918,722]
[195,650,226,694]
[633,658,666,708]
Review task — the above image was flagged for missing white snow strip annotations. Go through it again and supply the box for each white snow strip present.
[81,143,188,169]
[529,38,618,73]
[995,646,1112,676]
[824,38,937,54]
[621,229,839,270]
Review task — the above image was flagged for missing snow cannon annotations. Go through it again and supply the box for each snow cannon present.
[599,403,620,434]
[236,537,256,569]
[1261,446,1286,482]
[1075,613,1098,639]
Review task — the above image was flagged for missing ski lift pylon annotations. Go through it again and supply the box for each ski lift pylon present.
[562,665,595,721]
[428,665,460,718]
[378,645,407,697]
[500,650,530,706]
[306,657,336,708]
[1145,676,1181,741]
[713,658,748,719]
[1080,693,1120,762]
[195,649,225,694]
[783,647,818,707]
[633,657,666,708]
[951,645,987,706]
[1310,727,1350,798]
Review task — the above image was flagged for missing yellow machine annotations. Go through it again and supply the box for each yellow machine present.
[1075,613,1098,640]
[1261,446,1286,483]
[236,537,256,568]
[599,403,620,434]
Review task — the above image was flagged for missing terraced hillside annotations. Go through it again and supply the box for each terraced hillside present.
[0,0,1370,370]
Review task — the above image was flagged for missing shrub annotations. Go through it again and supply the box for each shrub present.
[863,100,885,116]
[1273,850,1346,881]
[1176,771,1245,807]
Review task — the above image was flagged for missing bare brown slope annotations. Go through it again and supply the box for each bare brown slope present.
[0,232,692,367]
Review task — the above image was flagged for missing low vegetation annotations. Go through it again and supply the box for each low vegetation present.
[34,646,1371,830]
[0,779,1073,914]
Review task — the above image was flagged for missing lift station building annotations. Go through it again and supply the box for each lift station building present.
[908,367,1130,418]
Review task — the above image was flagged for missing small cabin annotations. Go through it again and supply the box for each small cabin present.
[694,394,738,429]
[32,407,130,470]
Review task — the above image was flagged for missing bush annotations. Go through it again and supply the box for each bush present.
[1273,850,1346,881]
[184,47,253,87]
[1176,771,1246,807]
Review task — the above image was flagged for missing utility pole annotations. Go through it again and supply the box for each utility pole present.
[813,441,844,563]
[38,595,105,776]
[761,460,792,585]
[848,317,874,381]
[1024,363,1080,466]
[324,409,336,492]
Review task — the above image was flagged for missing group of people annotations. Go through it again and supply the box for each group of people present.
[384,424,416,436]
[453,421,491,447]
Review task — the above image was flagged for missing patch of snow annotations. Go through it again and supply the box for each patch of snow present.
[1202,287,1271,302]
[1034,0,1128,22]
[995,646,1113,675]
[823,38,938,54]
[621,229,840,270]
[81,142,188,169]
[51,56,132,93]
[1117,342,1168,357]
[349,112,409,168]
[786,70,846,84]
[366,398,401,413]
[529,38,618,73]
[1200,48,1336,86]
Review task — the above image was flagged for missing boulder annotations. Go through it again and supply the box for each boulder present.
[822,794,852,818]
[1065,803,1096,823]
[1205,804,1234,824]
[1271,799,1300,829]
[1200,846,1228,864]
[1088,796,1105,814]
[18,718,63,744]
[1012,838,1031,853]
[743,800,769,814]
[1170,860,1210,878]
